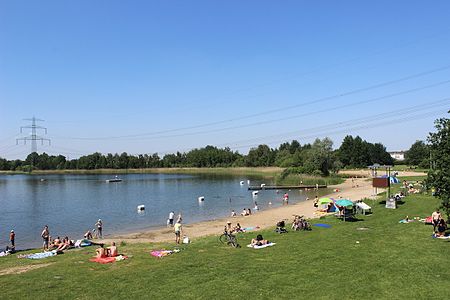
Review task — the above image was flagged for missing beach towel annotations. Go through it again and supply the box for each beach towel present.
[150,249,180,258]
[242,226,260,232]
[75,239,92,248]
[399,219,414,224]
[424,216,433,224]
[18,250,58,259]
[90,255,128,264]
[246,242,276,249]
[432,234,450,239]
[313,223,331,228]
[0,251,11,257]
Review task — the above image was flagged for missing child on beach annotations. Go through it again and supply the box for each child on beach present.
[174,221,183,244]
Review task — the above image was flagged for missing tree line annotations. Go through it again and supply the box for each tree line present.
[0,135,397,176]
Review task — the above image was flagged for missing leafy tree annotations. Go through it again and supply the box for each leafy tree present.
[426,114,450,220]
[245,145,275,167]
[405,140,429,167]
[303,138,335,176]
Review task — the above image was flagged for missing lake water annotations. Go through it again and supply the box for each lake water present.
[0,173,326,249]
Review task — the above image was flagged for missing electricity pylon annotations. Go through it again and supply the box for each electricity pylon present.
[16,117,51,154]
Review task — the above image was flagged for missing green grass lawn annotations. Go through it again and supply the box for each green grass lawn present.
[1,193,448,299]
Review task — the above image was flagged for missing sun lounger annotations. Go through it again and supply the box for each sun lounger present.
[355,202,372,215]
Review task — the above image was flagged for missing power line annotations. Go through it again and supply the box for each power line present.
[51,64,450,141]
[156,101,449,155]
[53,78,450,142]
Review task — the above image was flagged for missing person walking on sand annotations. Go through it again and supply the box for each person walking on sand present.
[95,219,103,238]
[41,225,50,251]
[174,220,183,244]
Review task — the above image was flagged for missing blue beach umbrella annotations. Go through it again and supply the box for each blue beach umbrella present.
[335,199,354,208]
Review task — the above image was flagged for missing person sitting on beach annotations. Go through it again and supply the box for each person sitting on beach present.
[251,234,270,246]
[96,246,107,258]
[106,241,118,257]
[57,236,74,251]
[231,210,236,217]
[49,236,62,249]
[436,219,447,237]
[313,196,319,208]
[232,223,242,233]
[247,208,252,215]
[84,230,93,240]
[241,209,248,216]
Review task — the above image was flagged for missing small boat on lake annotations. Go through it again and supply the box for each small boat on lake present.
[106,176,122,183]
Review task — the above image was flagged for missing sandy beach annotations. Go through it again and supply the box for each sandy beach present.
[103,171,425,245]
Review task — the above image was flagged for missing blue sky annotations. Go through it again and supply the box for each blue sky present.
[1,0,450,160]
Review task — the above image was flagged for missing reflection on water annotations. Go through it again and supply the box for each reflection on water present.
[0,173,328,249]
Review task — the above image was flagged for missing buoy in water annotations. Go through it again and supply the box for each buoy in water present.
[198,196,205,202]
[261,183,266,188]
[240,181,244,185]
[252,191,258,196]
[137,205,145,211]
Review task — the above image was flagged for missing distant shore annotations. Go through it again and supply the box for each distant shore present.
[0,167,283,176]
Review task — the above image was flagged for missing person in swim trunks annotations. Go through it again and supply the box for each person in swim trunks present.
[431,210,442,232]
[41,225,50,251]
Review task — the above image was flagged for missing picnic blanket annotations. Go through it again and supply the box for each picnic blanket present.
[150,249,180,258]
[313,223,331,228]
[246,242,276,249]
[89,255,128,264]
[18,250,58,259]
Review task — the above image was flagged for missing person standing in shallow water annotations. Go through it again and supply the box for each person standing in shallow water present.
[168,211,175,227]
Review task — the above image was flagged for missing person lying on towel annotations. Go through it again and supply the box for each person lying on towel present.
[251,234,270,247]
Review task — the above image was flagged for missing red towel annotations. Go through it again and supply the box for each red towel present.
[90,256,117,264]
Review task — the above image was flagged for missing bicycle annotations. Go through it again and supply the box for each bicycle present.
[219,227,240,248]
